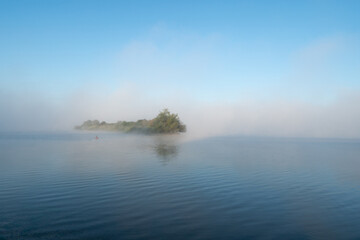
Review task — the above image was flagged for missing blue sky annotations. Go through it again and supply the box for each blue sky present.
[0,0,360,136]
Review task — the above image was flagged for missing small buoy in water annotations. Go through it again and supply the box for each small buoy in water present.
[95,136,99,140]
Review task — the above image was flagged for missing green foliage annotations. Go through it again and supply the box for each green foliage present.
[75,109,186,134]
[150,109,186,133]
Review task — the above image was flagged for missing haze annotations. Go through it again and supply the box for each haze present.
[1,1,359,139]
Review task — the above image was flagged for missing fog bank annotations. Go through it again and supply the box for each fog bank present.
[1,88,359,140]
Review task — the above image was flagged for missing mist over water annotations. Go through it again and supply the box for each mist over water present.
[1,132,360,239]
[0,24,359,139]
[1,89,360,140]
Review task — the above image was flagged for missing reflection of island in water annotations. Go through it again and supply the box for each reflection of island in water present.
[154,143,178,164]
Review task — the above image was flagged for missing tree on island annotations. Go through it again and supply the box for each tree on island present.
[150,109,186,133]
[75,109,186,134]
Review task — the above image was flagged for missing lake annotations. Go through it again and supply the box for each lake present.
[0,132,360,240]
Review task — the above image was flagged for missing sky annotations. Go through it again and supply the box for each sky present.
[0,0,359,138]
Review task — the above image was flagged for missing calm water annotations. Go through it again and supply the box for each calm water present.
[1,132,360,240]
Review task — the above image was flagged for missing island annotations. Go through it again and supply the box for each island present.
[75,109,186,134]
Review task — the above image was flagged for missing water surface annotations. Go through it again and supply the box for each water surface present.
[0,132,360,239]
